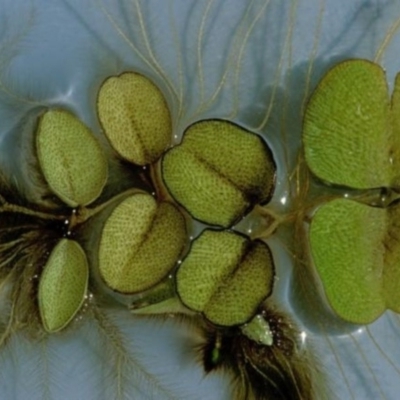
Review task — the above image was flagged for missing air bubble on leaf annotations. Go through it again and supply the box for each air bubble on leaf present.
[303,59,398,189]
[309,198,400,324]
[162,120,276,227]
[97,72,172,166]
[99,192,187,294]
[38,239,89,333]
[176,229,275,326]
[36,109,108,207]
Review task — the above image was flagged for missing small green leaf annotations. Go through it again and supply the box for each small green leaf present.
[241,314,273,346]
[38,239,89,333]
[36,109,108,207]
[97,72,172,166]
[310,198,400,324]
[162,120,276,227]
[303,59,396,189]
[176,229,274,326]
[99,192,186,293]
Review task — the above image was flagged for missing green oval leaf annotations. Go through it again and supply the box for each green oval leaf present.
[162,120,276,227]
[36,109,108,207]
[303,59,394,189]
[99,193,187,293]
[97,72,172,166]
[310,198,400,324]
[38,239,89,333]
[176,229,274,326]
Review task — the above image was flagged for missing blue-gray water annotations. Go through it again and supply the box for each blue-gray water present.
[0,1,399,399]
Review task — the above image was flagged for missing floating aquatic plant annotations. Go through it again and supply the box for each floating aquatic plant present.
[93,68,324,398]
[2,1,400,399]
[303,59,400,324]
[93,63,321,400]
[132,291,321,400]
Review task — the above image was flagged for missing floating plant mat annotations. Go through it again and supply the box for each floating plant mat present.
[0,70,187,345]
[0,62,205,398]
[2,1,400,399]
[303,59,400,324]
[0,107,111,337]
[92,53,319,398]
[0,50,390,400]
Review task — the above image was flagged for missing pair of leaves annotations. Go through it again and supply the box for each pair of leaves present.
[96,72,187,294]
[39,70,172,207]
[36,109,108,332]
[303,59,400,324]
[160,119,277,326]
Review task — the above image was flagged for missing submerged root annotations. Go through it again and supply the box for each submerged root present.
[195,305,327,400]
[0,212,62,349]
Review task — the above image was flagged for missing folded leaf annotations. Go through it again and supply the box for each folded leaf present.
[162,120,276,227]
[176,229,274,326]
[38,239,89,333]
[97,72,172,165]
[36,109,108,207]
[99,193,186,293]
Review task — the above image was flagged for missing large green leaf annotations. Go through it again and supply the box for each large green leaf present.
[162,120,276,227]
[310,198,400,324]
[303,59,395,189]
